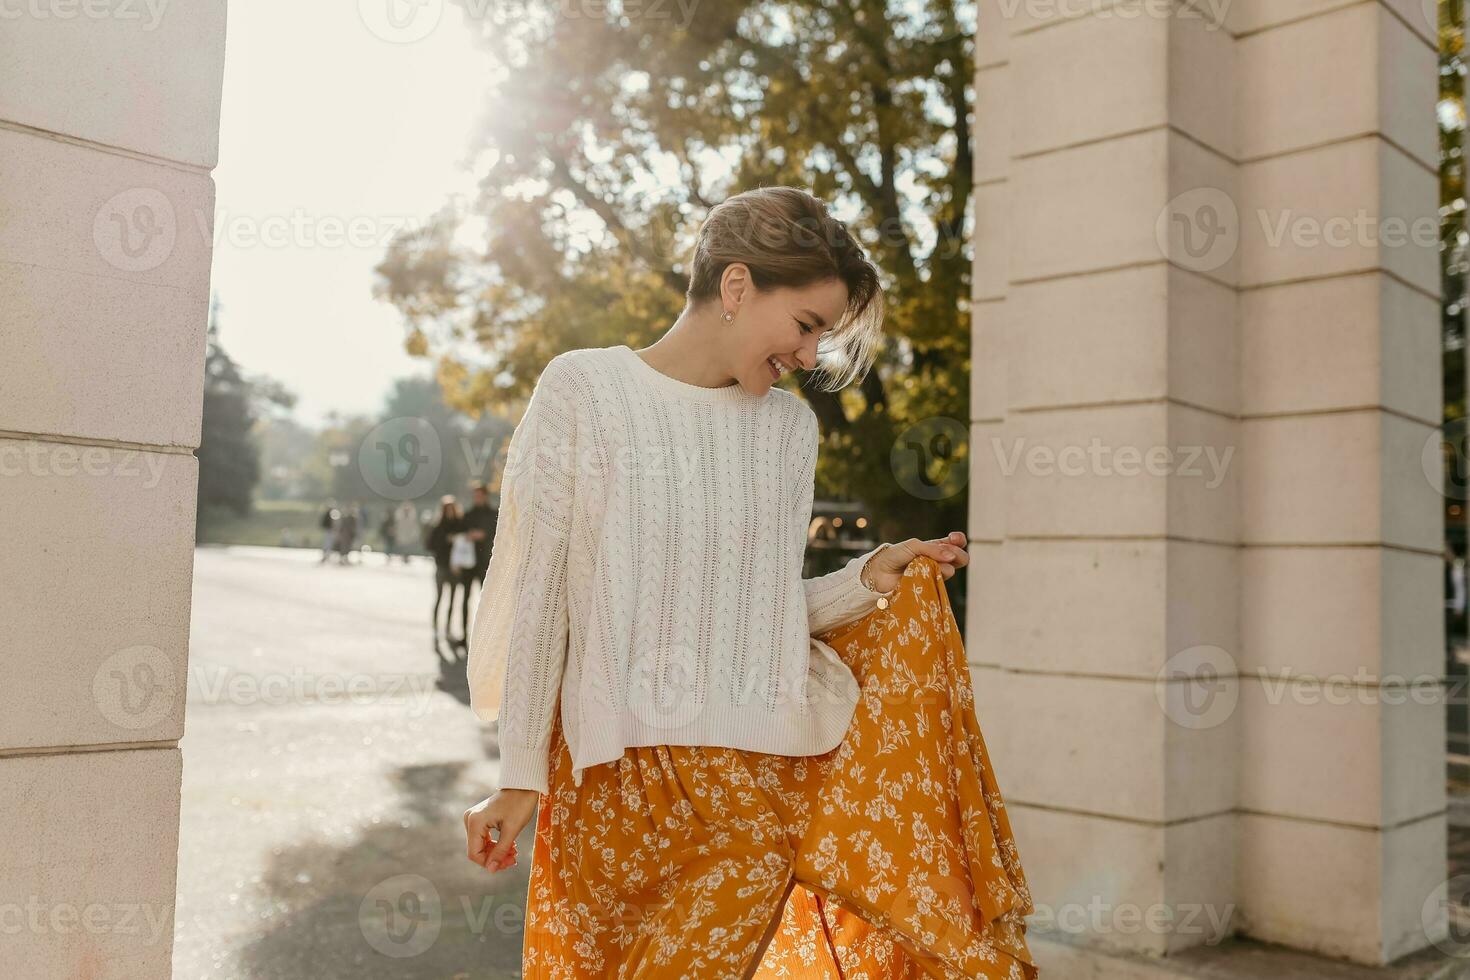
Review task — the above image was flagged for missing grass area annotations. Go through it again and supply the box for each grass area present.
[196,499,426,555]
[196,499,324,549]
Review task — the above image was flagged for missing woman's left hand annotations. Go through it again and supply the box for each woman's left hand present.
[863,531,970,594]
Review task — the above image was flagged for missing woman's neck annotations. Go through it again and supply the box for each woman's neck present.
[633,310,737,389]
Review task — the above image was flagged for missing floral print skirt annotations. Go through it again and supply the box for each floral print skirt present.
[520,555,1038,979]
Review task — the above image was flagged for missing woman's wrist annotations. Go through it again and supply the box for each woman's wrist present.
[860,544,902,597]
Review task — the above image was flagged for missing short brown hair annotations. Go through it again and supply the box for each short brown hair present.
[686,186,886,392]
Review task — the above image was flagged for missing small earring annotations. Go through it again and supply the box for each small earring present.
[722,310,734,322]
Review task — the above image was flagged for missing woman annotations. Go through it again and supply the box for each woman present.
[462,187,1036,978]
[425,495,464,642]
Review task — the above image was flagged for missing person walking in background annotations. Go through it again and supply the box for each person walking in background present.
[379,510,397,564]
[393,499,421,565]
[457,481,498,646]
[317,500,338,563]
[427,496,465,643]
[335,504,359,565]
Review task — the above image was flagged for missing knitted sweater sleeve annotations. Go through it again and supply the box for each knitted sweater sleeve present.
[466,356,579,795]
[791,408,889,637]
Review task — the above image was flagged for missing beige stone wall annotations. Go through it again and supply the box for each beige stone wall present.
[0,4,227,978]
[968,0,1444,967]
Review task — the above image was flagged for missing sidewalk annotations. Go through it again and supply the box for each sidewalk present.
[174,546,527,978]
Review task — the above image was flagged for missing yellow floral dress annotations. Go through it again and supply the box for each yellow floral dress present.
[519,555,1038,978]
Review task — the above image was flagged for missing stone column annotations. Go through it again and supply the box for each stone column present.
[0,5,227,978]
[968,0,1443,968]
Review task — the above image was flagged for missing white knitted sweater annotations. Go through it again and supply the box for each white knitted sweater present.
[466,343,889,793]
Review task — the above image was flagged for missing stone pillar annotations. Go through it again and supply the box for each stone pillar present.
[968,0,1444,968]
[0,5,227,978]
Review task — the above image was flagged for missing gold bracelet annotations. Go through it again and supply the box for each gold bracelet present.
[860,544,899,609]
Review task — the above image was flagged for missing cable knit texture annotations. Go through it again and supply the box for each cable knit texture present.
[467,344,890,793]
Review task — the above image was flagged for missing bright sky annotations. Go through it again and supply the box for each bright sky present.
[211,1,492,427]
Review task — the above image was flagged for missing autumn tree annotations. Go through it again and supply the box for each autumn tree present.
[196,296,292,535]
[375,0,977,548]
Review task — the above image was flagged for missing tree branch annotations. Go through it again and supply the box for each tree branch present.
[548,155,687,295]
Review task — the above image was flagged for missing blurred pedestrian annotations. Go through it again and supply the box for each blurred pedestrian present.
[427,496,466,641]
[458,481,498,644]
[336,505,359,564]
[393,499,420,565]
[317,501,339,564]
[379,510,397,564]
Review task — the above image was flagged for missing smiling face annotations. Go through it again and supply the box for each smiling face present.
[718,263,849,393]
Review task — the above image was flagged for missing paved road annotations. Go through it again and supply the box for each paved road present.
[173,545,528,979]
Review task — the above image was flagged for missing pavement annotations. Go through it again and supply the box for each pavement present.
[171,545,1470,979]
[173,545,529,979]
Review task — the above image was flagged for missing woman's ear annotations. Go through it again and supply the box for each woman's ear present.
[721,262,749,309]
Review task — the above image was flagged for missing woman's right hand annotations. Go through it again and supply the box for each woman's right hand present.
[464,788,540,873]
